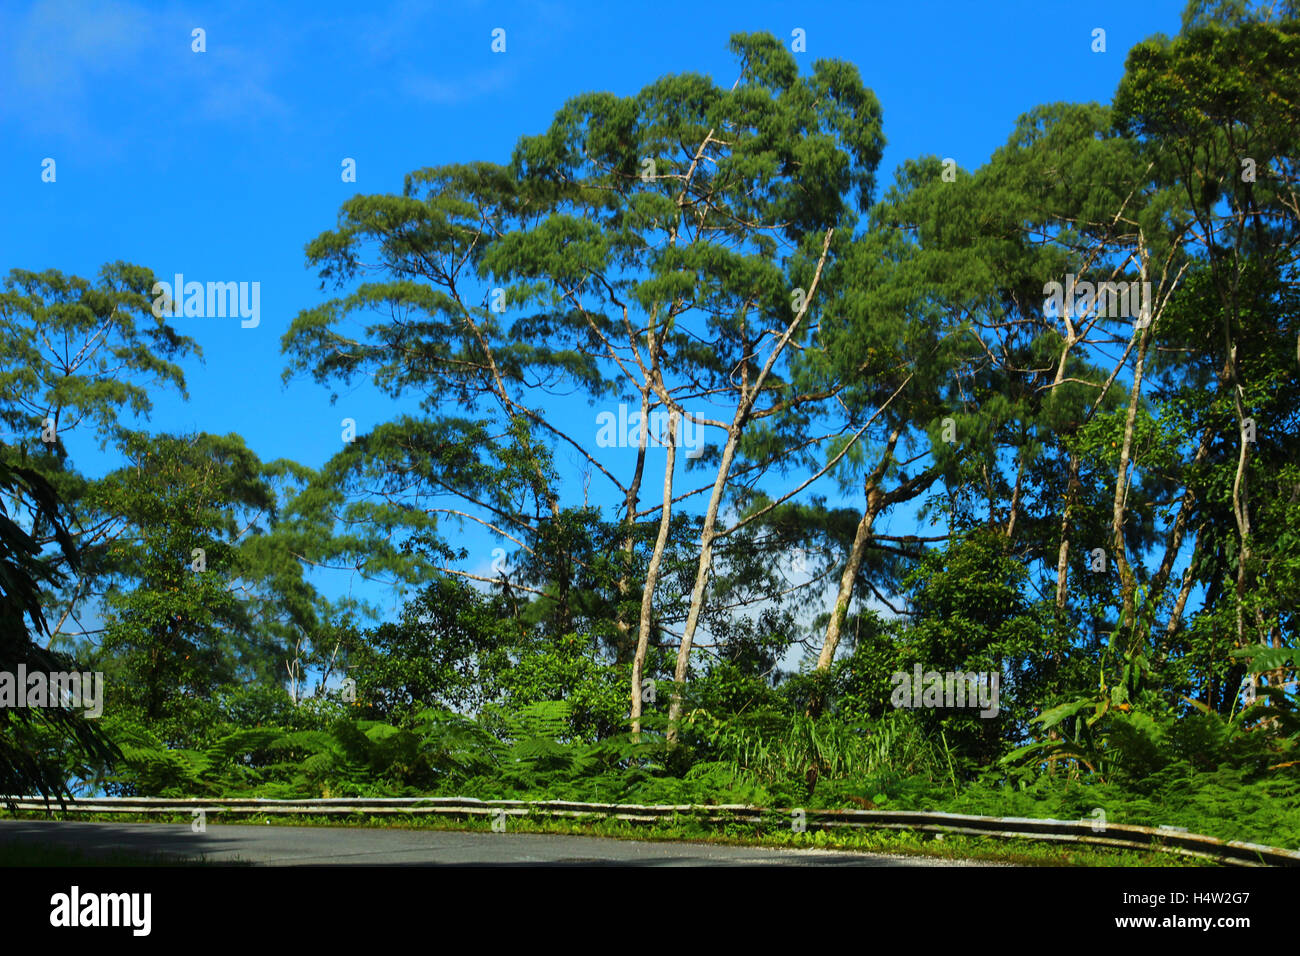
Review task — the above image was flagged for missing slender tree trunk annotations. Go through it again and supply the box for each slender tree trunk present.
[1110,259,1153,636]
[1164,522,1203,640]
[1228,347,1253,650]
[666,423,740,742]
[809,442,939,717]
[1055,454,1080,613]
[807,489,882,713]
[1005,449,1025,540]
[1110,343,1149,635]
[664,229,835,744]
[982,461,995,528]
[631,411,677,738]
[812,431,899,677]
[613,388,652,662]
[1150,427,1211,605]
[1049,309,1082,614]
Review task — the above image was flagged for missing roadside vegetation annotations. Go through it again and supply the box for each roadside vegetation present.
[2,1,1297,865]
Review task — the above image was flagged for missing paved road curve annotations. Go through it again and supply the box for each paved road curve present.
[0,819,984,866]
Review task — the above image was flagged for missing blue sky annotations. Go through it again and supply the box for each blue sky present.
[1,0,1193,639]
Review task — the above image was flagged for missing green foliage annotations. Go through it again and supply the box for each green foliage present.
[344,574,515,726]
[9,13,1300,857]
[0,458,117,803]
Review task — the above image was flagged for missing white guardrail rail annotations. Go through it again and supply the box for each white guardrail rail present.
[8,796,1300,866]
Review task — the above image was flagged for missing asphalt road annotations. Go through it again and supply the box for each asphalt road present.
[0,819,982,866]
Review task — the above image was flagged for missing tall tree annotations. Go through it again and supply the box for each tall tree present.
[0,458,115,802]
[0,263,199,645]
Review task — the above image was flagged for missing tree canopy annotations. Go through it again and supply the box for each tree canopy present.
[3,3,1298,853]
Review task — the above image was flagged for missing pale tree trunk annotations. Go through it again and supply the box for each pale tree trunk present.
[1005,449,1025,540]
[1227,345,1253,651]
[809,440,939,716]
[804,487,884,719]
[613,388,652,662]
[813,430,899,676]
[1164,522,1204,640]
[1110,316,1151,635]
[1045,226,1160,617]
[1109,246,1165,638]
[631,411,677,738]
[1146,427,1212,648]
[666,425,741,742]
[1055,454,1080,613]
[982,462,995,527]
[665,229,835,744]
[815,491,884,673]
[1050,304,1082,614]
[1054,240,1188,631]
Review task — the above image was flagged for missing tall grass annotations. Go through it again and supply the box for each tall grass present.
[710,711,945,796]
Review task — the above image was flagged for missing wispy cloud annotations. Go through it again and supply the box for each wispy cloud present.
[196,46,290,123]
[0,0,152,140]
[401,67,514,105]
[0,0,288,145]
[9,0,151,92]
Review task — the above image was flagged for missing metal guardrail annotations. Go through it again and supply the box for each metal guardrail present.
[8,796,1299,866]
